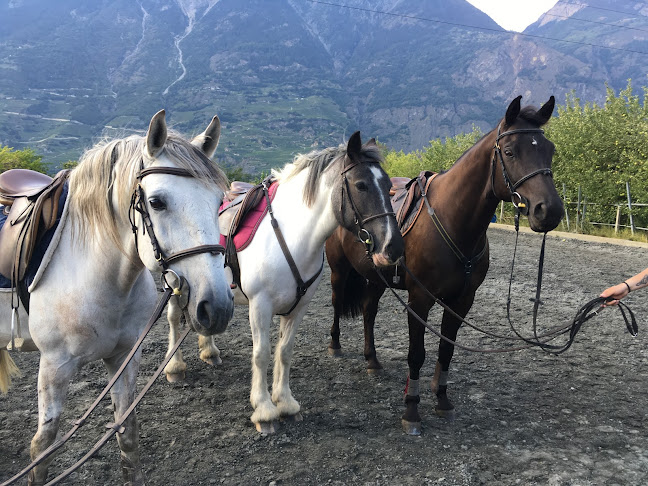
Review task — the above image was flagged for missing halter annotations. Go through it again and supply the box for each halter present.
[129,164,225,301]
[491,126,553,220]
[340,155,395,253]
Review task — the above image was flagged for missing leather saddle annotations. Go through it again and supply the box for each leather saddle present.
[219,179,275,293]
[390,170,437,236]
[219,180,266,238]
[0,168,71,286]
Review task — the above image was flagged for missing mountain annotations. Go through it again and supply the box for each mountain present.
[0,0,647,173]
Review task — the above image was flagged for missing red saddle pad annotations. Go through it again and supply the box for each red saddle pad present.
[219,181,278,251]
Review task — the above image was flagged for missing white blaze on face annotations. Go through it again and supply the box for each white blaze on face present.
[368,165,394,257]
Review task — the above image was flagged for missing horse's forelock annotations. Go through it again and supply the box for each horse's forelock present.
[517,105,547,127]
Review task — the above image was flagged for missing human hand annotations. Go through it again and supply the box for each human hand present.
[600,282,630,306]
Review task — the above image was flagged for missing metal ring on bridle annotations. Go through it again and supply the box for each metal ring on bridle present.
[161,268,183,294]
[511,192,525,209]
[358,228,374,253]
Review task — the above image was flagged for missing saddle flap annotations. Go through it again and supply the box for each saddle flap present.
[0,170,70,283]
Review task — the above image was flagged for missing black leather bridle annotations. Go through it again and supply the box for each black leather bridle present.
[491,127,553,217]
[340,154,395,253]
[129,164,226,298]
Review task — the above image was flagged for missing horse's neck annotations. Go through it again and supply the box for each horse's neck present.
[433,131,500,239]
[60,218,146,294]
[272,171,337,256]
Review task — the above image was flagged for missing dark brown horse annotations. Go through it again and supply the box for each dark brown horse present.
[325,96,564,435]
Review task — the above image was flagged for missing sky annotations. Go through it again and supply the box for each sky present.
[465,0,560,32]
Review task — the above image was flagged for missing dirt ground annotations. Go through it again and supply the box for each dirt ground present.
[2,226,648,486]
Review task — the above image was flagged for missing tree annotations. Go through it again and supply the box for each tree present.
[0,146,48,174]
[546,80,648,226]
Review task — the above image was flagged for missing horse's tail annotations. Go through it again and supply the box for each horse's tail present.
[0,349,21,394]
[339,267,367,319]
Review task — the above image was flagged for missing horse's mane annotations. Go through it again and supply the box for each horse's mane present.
[68,132,229,246]
[271,143,383,207]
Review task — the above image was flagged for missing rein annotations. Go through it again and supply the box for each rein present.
[2,287,174,486]
[376,231,638,354]
[43,321,192,486]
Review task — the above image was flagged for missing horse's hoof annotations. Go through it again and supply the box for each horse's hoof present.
[402,419,422,436]
[165,371,185,383]
[203,356,222,366]
[366,367,384,375]
[435,406,456,421]
[328,347,342,357]
[255,421,279,434]
[281,412,303,423]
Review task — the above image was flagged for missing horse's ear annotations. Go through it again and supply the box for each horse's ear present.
[347,131,362,158]
[363,137,377,148]
[505,96,522,127]
[192,115,221,157]
[536,96,555,126]
[146,110,167,158]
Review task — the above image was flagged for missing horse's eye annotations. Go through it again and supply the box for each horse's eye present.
[148,197,166,211]
[504,149,514,158]
[355,181,368,192]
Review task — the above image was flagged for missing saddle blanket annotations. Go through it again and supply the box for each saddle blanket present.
[0,182,69,289]
[219,181,278,251]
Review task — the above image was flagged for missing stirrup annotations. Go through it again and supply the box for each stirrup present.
[7,307,25,351]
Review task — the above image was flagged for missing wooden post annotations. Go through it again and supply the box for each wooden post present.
[581,197,587,231]
[562,183,570,231]
[576,185,581,232]
[626,181,635,235]
[615,204,621,234]
[500,200,504,222]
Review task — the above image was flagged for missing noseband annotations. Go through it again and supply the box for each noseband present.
[491,127,553,216]
[340,156,395,253]
[129,165,225,295]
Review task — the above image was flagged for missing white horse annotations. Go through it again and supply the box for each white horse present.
[166,132,404,432]
[0,110,234,485]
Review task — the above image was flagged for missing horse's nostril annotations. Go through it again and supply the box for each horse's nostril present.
[196,300,213,327]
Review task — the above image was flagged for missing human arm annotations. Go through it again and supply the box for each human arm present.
[600,267,648,305]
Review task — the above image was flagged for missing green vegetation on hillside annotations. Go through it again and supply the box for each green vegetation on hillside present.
[0,146,48,173]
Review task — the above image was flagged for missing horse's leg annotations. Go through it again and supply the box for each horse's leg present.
[431,294,475,419]
[164,299,187,383]
[363,281,386,373]
[328,263,349,357]
[402,294,432,436]
[104,353,145,486]
[198,334,222,366]
[28,356,78,485]
[272,306,309,421]
[248,300,279,433]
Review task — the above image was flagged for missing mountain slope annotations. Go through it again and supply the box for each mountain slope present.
[0,0,646,172]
